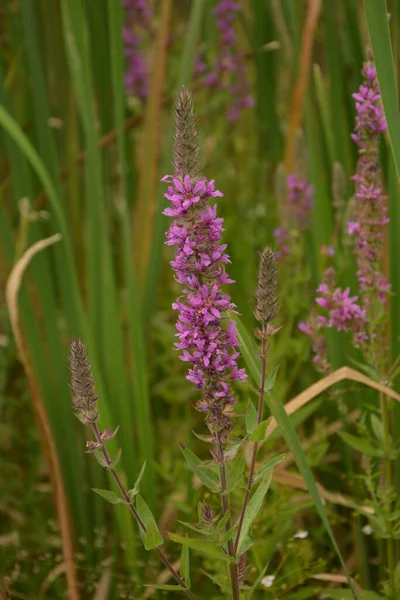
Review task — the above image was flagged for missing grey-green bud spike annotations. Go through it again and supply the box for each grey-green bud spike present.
[254,247,278,325]
[173,88,202,181]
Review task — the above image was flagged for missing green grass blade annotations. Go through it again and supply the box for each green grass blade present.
[364,0,400,181]
[179,0,205,87]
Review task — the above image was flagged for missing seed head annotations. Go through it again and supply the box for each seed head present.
[69,338,99,424]
[254,247,278,325]
[173,87,202,180]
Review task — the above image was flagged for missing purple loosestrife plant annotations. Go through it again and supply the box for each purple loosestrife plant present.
[68,339,197,600]
[68,90,282,599]
[348,53,389,307]
[162,90,247,440]
[300,52,389,371]
[123,0,152,100]
[162,89,283,600]
[204,0,253,122]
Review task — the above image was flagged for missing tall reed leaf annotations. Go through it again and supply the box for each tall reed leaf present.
[364,0,400,181]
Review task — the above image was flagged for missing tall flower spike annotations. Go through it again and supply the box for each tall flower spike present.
[162,91,247,438]
[69,339,99,424]
[254,247,278,325]
[348,52,389,306]
[173,88,202,181]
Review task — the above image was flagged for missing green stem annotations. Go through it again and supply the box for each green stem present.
[234,328,268,555]
[91,424,198,600]
[379,392,395,596]
[215,432,241,600]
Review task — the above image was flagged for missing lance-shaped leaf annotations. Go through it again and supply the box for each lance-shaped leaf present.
[180,537,191,587]
[168,533,231,561]
[253,454,287,483]
[246,398,258,434]
[179,443,220,491]
[92,488,125,504]
[128,461,147,501]
[338,432,384,458]
[136,494,163,550]
[236,471,272,554]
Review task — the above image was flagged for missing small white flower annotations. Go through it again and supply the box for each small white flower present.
[362,524,373,535]
[293,530,309,539]
[261,575,275,588]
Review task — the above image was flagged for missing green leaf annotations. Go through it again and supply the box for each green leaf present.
[136,495,163,550]
[237,471,272,554]
[128,461,147,501]
[338,432,384,458]
[107,448,122,469]
[245,562,269,600]
[180,537,191,587]
[246,398,258,434]
[92,488,124,504]
[144,584,184,592]
[237,531,255,555]
[264,364,280,392]
[226,451,245,493]
[251,419,270,441]
[168,533,230,561]
[254,454,287,482]
[364,0,400,182]
[178,521,208,536]
[93,450,108,468]
[218,523,238,546]
[179,444,220,491]
[370,414,386,447]
[178,0,205,86]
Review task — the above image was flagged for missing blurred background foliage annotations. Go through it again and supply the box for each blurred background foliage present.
[1,0,400,598]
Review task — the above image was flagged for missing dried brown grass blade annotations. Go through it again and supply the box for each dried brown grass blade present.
[92,565,112,600]
[265,366,400,440]
[39,562,67,600]
[312,572,363,593]
[5,234,80,600]
[284,0,321,171]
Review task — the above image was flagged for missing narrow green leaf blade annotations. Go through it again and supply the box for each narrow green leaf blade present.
[168,533,230,561]
[180,537,191,587]
[237,471,272,554]
[254,454,287,483]
[245,562,269,600]
[364,0,400,180]
[128,461,147,501]
[246,398,258,435]
[179,444,220,491]
[338,432,384,458]
[92,489,124,504]
[136,495,163,551]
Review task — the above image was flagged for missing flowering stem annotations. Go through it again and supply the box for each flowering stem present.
[379,393,395,595]
[91,423,197,600]
[234,328,268,555]
[215,432,241,600]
